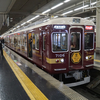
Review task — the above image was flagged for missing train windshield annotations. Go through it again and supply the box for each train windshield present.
[52,33,68,52]
[71,32,80,50]
[84,33,93,50]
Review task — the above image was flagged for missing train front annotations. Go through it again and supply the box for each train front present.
[49,18,95,86]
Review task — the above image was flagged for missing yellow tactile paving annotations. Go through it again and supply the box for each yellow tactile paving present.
[94,59,100,63]
[3,50,48,100]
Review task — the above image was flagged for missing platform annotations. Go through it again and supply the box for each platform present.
[0,53,30,100]
[1,46,89,100]
[94,52,100,68]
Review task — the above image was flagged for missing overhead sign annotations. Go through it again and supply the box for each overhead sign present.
[85,26,93,30]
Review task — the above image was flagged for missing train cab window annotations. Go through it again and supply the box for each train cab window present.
[71,32,80,50]
[52,33,68,52]
[84,33,93,50]
[35,34,39,50]
[32,33,35,49]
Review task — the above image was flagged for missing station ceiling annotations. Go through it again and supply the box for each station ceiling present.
[0,0,97,35]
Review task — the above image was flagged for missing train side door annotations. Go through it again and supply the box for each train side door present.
[27,33,32,58]
[42,32,46,68]
[69,27,83,69]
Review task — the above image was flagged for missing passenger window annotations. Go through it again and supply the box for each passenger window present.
[35,34,39,50]
[52,33,68,52]
[71,32,80,50]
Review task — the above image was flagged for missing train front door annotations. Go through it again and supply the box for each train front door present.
[69,27,83,69]
[28,33,32,58]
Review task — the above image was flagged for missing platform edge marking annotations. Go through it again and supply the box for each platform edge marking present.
[94,59,100,63]
[4,50,48,100]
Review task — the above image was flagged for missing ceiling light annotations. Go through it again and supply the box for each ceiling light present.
[42,9,51,14]
[51,3,63,10]
[27,15,40,23]
[21,22,26,26]
[64,0,71,3]
[91,2,97,5]
[54,16,58,18]
[74,5,89,11]
[16,26,20,28]
[62,10,73,15]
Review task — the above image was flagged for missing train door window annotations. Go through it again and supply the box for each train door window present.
[20,34,23,45]
[43,32,46,50]
[84,33,93,50]
[23,34,27,47]
[94,33,96,43]
[52,33,68,52]
[32,33,35,49]
[23,34,25,46]
[35,34,39,50]
[9,36,11,43]
[12,35,14,44]
[18,34,20,45]
[71,32,80,50]
[14,34,18,47]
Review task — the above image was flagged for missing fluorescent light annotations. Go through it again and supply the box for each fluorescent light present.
[27,15,40,23]
[17,26,20,28]
[21,22,26,26]
[42,9,51,14]
[51,3,63,10]
[62,10,73,15]
[54,16,58,18]
[74,5,89,11]
[91,2,97,5]
[64,0,71,3]
[13,28,16,30]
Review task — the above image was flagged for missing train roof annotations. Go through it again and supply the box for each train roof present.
[9,17,95,35]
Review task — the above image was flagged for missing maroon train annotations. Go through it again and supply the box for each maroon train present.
[4,17,95,86]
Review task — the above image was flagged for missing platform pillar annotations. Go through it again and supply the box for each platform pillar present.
[96,1,100,51]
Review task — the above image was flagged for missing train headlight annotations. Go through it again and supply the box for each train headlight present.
[89,56,92,59]
[56,59,59,62]
[86,56,88,60]
[61,59,64,63]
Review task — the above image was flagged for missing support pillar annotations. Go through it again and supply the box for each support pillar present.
[96,0,100,52]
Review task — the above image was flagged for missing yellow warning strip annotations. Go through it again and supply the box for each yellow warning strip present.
[94,59,100,63]
[3,50,48,100]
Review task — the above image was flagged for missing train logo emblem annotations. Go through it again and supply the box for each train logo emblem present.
[71,52,81,64]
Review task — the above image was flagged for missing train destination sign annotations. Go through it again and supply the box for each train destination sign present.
[85,26,93,30]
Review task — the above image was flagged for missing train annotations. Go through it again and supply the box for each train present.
[4,17,95,87]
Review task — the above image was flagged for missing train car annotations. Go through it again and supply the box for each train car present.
[4,17,95,86]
